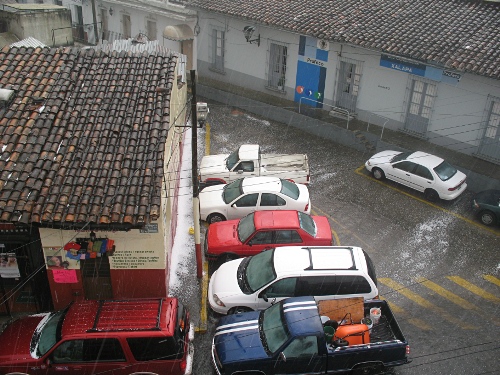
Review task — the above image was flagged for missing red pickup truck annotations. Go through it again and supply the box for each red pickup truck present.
[205,210,333,263]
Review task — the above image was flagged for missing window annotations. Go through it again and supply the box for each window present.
[268,42,288,90]
[234,193,258,207]
[297,275,372,296]
[393,161,417,173]
[146,20,157,40]
[235,161,254,172]
[298,212,317,237]
[433,161,458,181]
[52,339,125,363]
[122,14,131,39]
[414,165,433,180]
[275,230,302,244]
[282,336,318,358]
[280,179,300,199]
[336,275,372,294]
[248,231,273,245]
[260,193,286,206]
[127,337,183,361]
[211,28,225,72]
[265,277,298,298]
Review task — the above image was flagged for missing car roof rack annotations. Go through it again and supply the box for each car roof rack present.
[87,298,165,332]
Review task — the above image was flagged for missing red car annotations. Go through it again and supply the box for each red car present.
[0,298,194,375]
[205,210,333,263]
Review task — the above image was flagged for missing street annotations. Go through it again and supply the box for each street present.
[192,101,500,375]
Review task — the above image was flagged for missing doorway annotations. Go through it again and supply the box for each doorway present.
[81,256,113,300]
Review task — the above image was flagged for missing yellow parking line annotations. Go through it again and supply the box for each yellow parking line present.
[195,261,209,333]
[380,297,431,330]
[483,275,500,288]
[379,278,476,329]
[447,276,500,303]
[355,165,500,236]
[417,277,477,310]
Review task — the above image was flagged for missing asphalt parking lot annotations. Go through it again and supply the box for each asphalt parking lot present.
[192,100,500,375]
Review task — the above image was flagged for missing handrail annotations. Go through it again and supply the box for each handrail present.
[298,97,351,129]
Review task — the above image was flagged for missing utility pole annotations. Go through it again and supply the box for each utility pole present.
[190,70,202,279]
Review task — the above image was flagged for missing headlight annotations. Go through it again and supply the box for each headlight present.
[213,294,225,307]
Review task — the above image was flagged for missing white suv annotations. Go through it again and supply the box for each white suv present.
[208,246,378,314]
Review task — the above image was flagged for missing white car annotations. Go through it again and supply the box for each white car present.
[208,246,379,315]
[199,177,310,224]
[365,150,467,201]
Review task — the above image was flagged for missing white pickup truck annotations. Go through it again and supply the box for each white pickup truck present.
[199,144,310,188]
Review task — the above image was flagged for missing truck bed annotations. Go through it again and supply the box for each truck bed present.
[260,154,308,171]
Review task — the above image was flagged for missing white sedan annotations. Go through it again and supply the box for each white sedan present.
[365,150,467,201]
[199,177,311,223]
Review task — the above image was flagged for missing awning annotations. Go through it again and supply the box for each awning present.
[163,24,194,41]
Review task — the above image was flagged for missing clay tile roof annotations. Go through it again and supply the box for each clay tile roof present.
[0,45,180,228]
[188,0,500,80]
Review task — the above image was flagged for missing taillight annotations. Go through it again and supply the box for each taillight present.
[449,179,465,191]
[307,174,310,182]
[406,345,410,355]
[180,358,187,372]
[373,294,379,299]
[305,202,309,211]
[473,200,479,208]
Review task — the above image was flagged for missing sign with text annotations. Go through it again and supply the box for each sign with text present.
[109,249,165,269]
[52,269,78,283]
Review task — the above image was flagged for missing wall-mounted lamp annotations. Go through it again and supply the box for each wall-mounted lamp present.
[193,20,200,36]
[109,8,114,16]
[243,26,260,46]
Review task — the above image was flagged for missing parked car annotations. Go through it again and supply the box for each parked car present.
[208,246,378,315]
[472,189,500,226]
[205,210,333,263]
[199,177,311,224]
[199,144,310,188]
[365,150,467,201]
[0,298,194,375]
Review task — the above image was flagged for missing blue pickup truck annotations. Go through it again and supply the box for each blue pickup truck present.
[211,296,410,375]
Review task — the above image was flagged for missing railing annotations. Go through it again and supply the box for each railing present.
[298,97,351,129]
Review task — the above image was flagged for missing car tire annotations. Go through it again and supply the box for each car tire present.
[372,168,385,180]
[424,189,439,202]
[479,210,496,226]
[228,306,252,315]
[351,363,384,375]
[207,213,226,224]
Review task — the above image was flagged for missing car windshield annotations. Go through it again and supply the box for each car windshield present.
[244,249,276,293]
[298,212,317,236]
[280,179,299,200]
[433,161,457,181]
[34,309,66,357]
[238,213,256,242]
[225,149,240,170]
[222,179,243,203]
[390,151,411,163]
[260,301,289,354]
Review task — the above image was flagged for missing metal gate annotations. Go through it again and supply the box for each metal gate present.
[403,78,437,137]
[81,257,113,300]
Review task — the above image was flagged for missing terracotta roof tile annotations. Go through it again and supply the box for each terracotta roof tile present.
[0,46,180,228]
[189,0,500,79]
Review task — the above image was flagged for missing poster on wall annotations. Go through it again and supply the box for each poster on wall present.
[51,269,78,283]
[43,246,81,270]
[0,252,21,278]
[109,248,165,270]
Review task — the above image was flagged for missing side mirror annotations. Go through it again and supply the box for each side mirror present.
[260,293,268,302]
[237,170,243,174]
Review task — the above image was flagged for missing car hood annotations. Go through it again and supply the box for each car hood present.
[200,154,229,177]
[207,220,241,251]
[213,311,267,364]
[368,150,401,164]
[210,258,244,301]
[0,313,48,363]
[474,190,500,205]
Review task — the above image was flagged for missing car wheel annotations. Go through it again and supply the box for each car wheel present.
[207,213,226,224]
[228,306,252,315]
[479,210,496,226]
[424,189,439,202]
[372,168,385,180]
